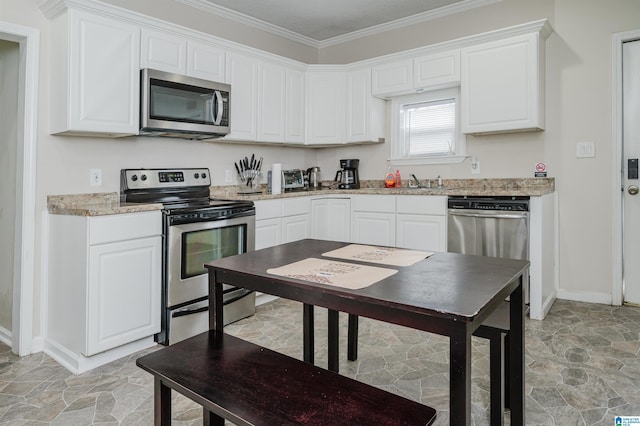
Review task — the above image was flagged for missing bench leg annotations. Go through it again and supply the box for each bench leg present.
[203,408,225,426]
[154,378,171,426]
[328,309,339,372]
[348,314,358,361]
[303,304,314,364]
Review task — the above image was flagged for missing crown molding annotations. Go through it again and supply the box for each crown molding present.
[175,0,504,49]
[174,0,321,47]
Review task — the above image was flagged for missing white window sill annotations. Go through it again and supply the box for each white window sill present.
[390,155,468,166]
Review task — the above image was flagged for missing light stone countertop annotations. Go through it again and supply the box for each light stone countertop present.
[47,178,554,216]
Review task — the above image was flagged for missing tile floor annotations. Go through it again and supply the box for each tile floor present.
[1,298,640,425]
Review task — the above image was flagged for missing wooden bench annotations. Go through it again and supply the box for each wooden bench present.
[306,301,512,425]
[137,330,437,425]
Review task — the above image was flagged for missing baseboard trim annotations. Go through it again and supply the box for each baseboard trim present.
[556,289,613,305]
[0,325,11,347]
[44,337,157,374]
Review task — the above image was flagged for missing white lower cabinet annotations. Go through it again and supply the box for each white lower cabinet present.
[255,198,310,249]
[396,195,447,251]
[47,211,161,371]
[311,197,351,242]
[351,195,396,246]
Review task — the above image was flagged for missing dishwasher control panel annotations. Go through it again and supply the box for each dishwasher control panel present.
[447,196,529,211]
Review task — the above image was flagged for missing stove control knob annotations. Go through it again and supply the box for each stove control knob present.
[131,174,138,182]
[194,173,200,179]
[202,172,207,179]
[141,174,147,181]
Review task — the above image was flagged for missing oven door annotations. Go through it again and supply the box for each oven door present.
[166,215,255,307]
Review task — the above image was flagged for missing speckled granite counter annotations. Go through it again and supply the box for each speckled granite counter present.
[210,178,555,200]
[48,178,554,216]
[47,192,163,216]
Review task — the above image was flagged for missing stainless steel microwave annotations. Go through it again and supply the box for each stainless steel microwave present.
[139,68,230,140]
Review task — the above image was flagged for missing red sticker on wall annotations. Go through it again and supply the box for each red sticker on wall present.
[535,162,547,177]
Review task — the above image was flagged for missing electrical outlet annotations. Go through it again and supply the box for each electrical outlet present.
[90,169,102,186]
[471,158,480,175]
[225,169,233,183]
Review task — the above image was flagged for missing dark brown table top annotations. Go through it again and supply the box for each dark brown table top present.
[206,239,529,333]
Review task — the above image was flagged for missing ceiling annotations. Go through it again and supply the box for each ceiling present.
[178,0,498,47]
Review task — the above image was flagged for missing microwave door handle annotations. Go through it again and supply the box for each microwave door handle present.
[213,91,223,125]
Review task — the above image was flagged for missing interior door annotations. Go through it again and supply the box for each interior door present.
[623,39,640,304]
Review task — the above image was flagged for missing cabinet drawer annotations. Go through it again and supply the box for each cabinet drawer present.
[89,211,161,245]
[352,195,395,213]
[282,197,310,216]
[396,196,447,215]
[255,199,282,220]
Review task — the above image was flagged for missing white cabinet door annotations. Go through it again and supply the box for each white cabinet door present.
[351,212,396,246]
[345,68,384,143]
[86,236,161,356]
[51,10,140,136]
[282,214,310,243]
[396,214,446,251]
[187,40,225,82]
[371,60,413,97]
[286,68,306,143]
[258,61,287,142]
[256,218,281,249]
[306,70,345,144]
[413,50,460,90]
[140,28,186,74]
[311,198,351,242]
[225,52,258,140]
[461,33,544,134]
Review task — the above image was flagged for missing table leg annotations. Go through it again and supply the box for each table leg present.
[203,408,225,426]
[449,327,472,425]
[347,314,358,361]
[328,309,339,372]
[489,332,506,426]
[303,304,314,364]
[509,276,525,426]
[208,270,224,333]
[154,378,171,426]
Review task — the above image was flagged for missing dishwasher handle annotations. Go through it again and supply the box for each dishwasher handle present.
[448,209,528,219]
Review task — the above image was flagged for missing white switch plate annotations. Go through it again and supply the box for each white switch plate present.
[90,169,102,186]
[225,169,233,183]
[576,142,595,158]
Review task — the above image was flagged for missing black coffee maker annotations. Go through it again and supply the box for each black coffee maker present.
[334,159,360,189]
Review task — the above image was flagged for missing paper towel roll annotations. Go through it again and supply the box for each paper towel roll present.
[271,163,282,194]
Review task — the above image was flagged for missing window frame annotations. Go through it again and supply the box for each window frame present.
[390,87,467,165]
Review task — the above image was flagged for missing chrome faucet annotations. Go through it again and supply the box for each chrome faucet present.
[409,174,432,188]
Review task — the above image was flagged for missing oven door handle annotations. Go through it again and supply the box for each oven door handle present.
[448,210,528,220]
[172,304,209,318]
[224,288,253,305]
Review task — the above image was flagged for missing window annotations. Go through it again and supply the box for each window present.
[391,87,466,165]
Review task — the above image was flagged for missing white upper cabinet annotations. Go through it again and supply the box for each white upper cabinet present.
[140,28,186,74]
[307,68,383,145]
[346,68,385,143]
[461,32,545,134]
[141,28,225,82]
[187,40,225,82]
[225,52,259,140]
[306,70,346,145]
[413,50,460,90]
[285,68,306,143]
[257,61,287,142]
[50,9,140,136]
[372,60,413,97]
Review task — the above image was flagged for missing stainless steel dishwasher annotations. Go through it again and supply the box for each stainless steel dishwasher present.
[447,196,530,303]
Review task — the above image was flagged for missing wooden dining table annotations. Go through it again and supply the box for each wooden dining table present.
[206,239,529,426]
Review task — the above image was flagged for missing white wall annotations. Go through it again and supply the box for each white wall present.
[0,39,18,332]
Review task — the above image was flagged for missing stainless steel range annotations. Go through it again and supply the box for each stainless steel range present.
[120,168,256,345]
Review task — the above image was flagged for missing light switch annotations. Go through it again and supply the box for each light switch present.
[576,142,595,158]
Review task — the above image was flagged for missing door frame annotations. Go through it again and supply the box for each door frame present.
[612,29,640,305]
[0,22,39,355]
